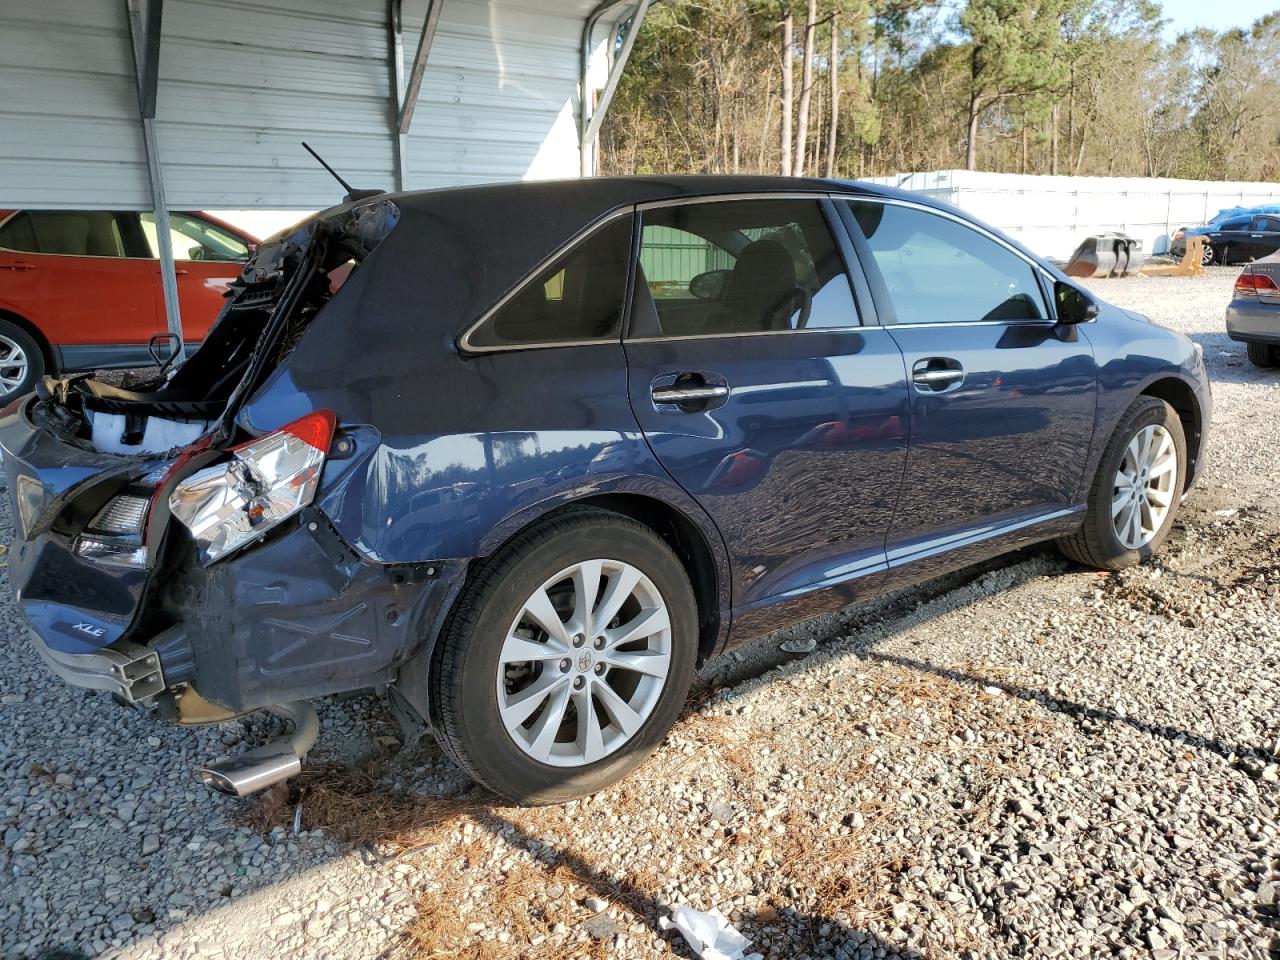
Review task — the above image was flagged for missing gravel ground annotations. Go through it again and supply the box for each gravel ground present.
[2,265,1279,960]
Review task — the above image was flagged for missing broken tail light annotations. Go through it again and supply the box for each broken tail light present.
[169,410,336,564]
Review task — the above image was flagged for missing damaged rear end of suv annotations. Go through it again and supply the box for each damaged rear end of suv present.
[1,197,403,796]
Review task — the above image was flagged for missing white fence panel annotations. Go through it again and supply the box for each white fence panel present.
[864,171,1280,259]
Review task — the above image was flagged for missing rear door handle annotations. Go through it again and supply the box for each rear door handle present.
[650,372,730,412]
[912,358,964,392]
[651,385,729,404]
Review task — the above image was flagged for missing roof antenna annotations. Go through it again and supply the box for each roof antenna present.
[301,141,385,203]
[302,141,356,194]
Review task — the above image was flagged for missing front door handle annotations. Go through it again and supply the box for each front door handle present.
[652,385,729,404]
[0,262,36,271]
[912,358,964,392]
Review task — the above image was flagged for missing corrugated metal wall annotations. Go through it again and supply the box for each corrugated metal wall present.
[0,2,151,207]
[403,1,587,187]
[869,170,1280,259]
[0,0,610,210]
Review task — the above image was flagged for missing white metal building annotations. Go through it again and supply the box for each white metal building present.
[1,0,651,346]
[869,170,1280,260]
[2,0,647,208]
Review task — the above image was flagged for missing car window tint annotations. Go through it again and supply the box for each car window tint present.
[467,215,633,349]
[1221,218,1250,231]
[140,212,250,262]
[633,199,858,337]
[845,200,1046,325]
[0,213,38,253]
[13,212,127,257]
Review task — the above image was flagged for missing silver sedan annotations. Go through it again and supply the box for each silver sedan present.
[1227,253,1280,367]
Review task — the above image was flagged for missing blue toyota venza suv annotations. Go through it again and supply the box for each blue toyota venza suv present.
[1,177,1210,803]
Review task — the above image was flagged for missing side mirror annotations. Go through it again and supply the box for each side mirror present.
[689,269,731,301]
[1055,281,1099,324]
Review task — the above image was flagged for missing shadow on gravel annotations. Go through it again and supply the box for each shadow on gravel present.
[21,492,1259,959]
[869,652,1279,770]
[379,805,901,959]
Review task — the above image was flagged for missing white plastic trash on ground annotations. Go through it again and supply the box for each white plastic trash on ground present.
[658,906,763,960]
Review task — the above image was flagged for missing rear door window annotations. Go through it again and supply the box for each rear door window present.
[464,215,634,350]
[843,200,1046,325]
[632,198,859,337]
[139,212,250,262]
[0,211,128,257]
[0,213,38,253]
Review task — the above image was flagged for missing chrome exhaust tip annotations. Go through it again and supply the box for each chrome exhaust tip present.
[197,743,303,797]
[195,701,319,797]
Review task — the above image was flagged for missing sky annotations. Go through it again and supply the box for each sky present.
[1159,0,1276,37]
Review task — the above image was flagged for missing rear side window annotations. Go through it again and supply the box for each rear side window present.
[0,213,38,252]
[1252,216,1280,232]
[0,211,128,257]
[845,200,1045,325]
[140,212,250,262]
[633,199,858,337]
[465,215,633,350]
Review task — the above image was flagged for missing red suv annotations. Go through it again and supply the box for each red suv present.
[0,209,257,402]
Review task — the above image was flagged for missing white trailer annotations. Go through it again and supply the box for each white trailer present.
[866,170,1280,261]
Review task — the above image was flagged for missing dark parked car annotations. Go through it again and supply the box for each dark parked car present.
[0,177,1211,803]
[1226,252,1280,367]
[1190,214,1280,266]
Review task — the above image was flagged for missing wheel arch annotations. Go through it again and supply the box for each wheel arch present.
[1140,376,1202,490]
[567,492,725,663]
[391,490,731,739]
[0,308,55,373]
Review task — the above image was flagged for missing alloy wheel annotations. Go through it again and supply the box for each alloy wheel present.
[496,559,672,767]
[0,334,29,395]
[1112,424,1178,550]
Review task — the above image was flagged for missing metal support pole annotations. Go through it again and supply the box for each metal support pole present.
[126,0,184,362]
[579,1,650,177]
[579,0,632,176]
[387,0,409,190]
[399,0,443,136]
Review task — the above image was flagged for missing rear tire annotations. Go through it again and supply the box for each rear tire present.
[1247,342,1280,368]
[1058,396,1186,571]
[0,319,44,405]
[429,508,698,804]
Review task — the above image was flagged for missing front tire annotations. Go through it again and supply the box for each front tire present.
[429,508,698,804]
[1058,396,1186,570]
[1247,342,1280,368]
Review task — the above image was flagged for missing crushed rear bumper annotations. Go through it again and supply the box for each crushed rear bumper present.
[30,629,165,703]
